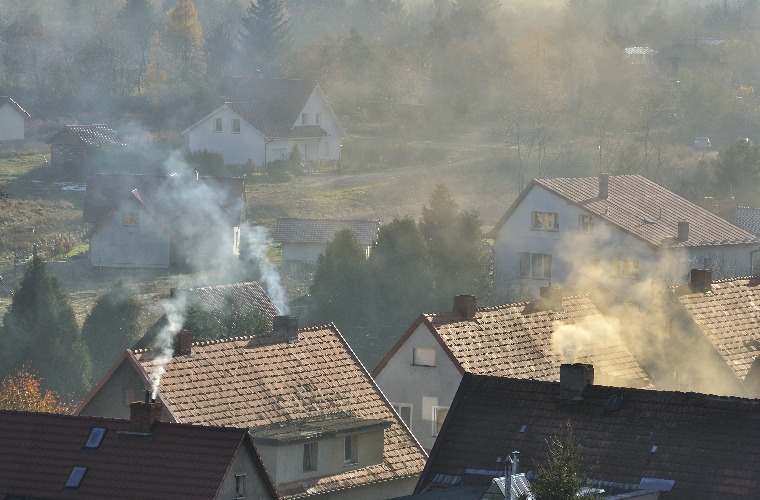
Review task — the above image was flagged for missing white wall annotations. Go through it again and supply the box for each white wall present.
[0,104,25,141]
[374,323,462,451]
[298,87,345,162]
[186,106,267,165]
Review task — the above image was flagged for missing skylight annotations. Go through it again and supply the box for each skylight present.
[65,466,87,488]
[84,427,106,448]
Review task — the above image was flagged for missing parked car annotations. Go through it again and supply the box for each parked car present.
[693,137,711,148]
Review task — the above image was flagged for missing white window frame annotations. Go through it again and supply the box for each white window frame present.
[531,211,560,231]
[432,406,449,437]
[392,403,413,431]
[578,214,594,233]
[519,252,552,279]
[412,347,436,367]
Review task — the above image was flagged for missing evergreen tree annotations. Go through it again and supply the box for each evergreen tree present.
[0,256,92,396]
[240,0,292,75]
[530,423,598,500]
[82,280,142,382]
[118,0,156,94]
[183,295,269,342]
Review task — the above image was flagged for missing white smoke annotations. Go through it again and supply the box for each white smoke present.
[241,225,289,314]
[149,293,187,399]
[551,313,621,364]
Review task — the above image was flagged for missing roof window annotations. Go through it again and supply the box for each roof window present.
[65,466,88,489]
[84,427,106,449]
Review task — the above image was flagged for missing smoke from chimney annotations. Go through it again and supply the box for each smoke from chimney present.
[552,314,621,364]
[241,226,289,315]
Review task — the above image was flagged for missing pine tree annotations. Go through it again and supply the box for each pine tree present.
[0,256,92,396]
[82,280,142,382]
[530,423,598,500]
[240,0,292,75]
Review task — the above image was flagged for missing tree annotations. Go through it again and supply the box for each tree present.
[0,256,92,396]
[82,280,142,382]
[240,0,292,75]
[118,0,156,94]
[711,140,760,206]
[530,423,598,500]
[0,364,72,413]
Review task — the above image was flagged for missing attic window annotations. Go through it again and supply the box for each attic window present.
[316,112,322,125]
[84,427,106,449]
[65,466,88,489]
[302,112,308,125]
[122,211,140,226]
[344,435,358,465]
[412,348,435,367]
[232,118,240,134]
[303,442,318,471]
[214,117,222,132]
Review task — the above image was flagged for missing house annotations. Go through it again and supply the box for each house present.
[132,281,281,350]
[83,173,245,269]
[77,316,427,499]
[183,77,347,166]
[273,218,380,270]
[46,124,126,172]
[372,292,654,451]
[490,174,759,302]
[0,96,30,141]
[0,406,277,499]
[415,366,760,499]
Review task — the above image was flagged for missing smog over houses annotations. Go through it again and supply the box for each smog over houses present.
[3,1,760,498]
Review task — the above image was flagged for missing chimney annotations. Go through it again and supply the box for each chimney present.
[173,329,192,356]
[129,391,163,432]
[559,363,594,400]
[598,173,609,199]
[690,268,712,293]
[539,286,563,311]
[677,220,690,241]
[453,295,477,320]
[273,315,299,343]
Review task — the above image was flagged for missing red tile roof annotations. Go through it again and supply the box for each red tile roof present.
[130,324,426,498]
[491,175,758,248]
[674,276,760,382]
[373,294,653,389]
[417,372,760,498]
[272,218,380,246]
[0,96,31,118]
[46,124,125,146]
[0,410,275,500]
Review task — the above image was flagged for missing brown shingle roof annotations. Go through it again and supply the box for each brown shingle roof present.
[0,410,274,500]
[272,218,380,246]
[675,276,760,381]
[374,295,653,388]
[131,324,426,498]
[417,373,760,498]
[491,175,759,247]
[0,96,31,118]
[46,124,125,146]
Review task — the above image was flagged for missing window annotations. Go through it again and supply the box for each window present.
[531,211,559,230]
[316,112,322,125]
[235,474,246,499]
[122,211,140,226]
[412,347,436,367]
[214,117,222,132]
[303,442,318,471]
[519,252,552,279]
[302,112,308,125]
[65,466,87,489]
[432,406,448,436]
[578,214,594,233]
[611,258,639,278]
[392,403,412,431]
[232,118,240,134]
[344,435,358,465]
[84,427,106,449]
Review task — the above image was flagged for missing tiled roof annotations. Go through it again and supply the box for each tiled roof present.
[272,218,380,245]
[373,294,653,389]
[46,124,125,146]
[0,410,273,500]
[0,96,30,118]
[492,175,759,247]
[730,206,760,236]
[82,173,245,227]
[625,46,655,55]
[225,101,329,139]
[131,324,426,498]
[132,282,280,350]
[674,276,760,382]
[418,372,760,498]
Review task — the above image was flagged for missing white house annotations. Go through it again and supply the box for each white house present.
[0,96,30,141]
[183,78,347,166]
[372,293,653,451]
[490,174,760,303]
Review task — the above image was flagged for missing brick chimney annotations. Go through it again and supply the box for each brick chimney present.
[173,329,192,356]
[129,391,163,432]
[560,363,594,400]
[453,295,477,320]
[599,173,609,199]
[273,315,299,343]
[539,286,563,311]
[690,268,712,293]
[677,221,690,241]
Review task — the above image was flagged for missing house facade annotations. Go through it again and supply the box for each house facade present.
[372,293,653,451]
[491,174,759,303]
[183,78,347,166]
[77,317,426,499]
[0,96,30,141]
